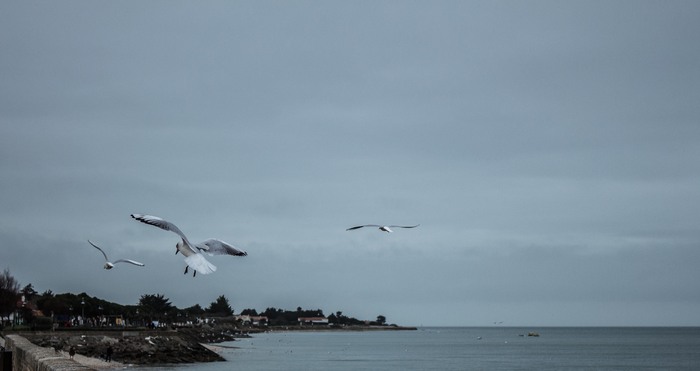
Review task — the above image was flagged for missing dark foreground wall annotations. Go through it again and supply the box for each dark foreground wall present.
[4,335,92,371]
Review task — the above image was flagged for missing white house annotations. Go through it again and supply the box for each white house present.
[235,315,268,326]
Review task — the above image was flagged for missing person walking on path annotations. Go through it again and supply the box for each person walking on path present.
[105,345,114,362]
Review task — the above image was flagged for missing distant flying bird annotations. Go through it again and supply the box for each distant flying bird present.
[88,240,145,270]
[130,213,247,277]
[346,224,420,233]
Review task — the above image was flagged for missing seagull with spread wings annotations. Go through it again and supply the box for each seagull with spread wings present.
[131,213,247,277]
[346,224,420,233]
[88,240,145,270]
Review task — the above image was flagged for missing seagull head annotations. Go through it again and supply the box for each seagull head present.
[104,262,115,270]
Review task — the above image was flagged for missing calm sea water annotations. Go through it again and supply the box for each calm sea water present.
[140,327,700,370]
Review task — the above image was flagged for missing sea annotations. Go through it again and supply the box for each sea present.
[139,327,700,370]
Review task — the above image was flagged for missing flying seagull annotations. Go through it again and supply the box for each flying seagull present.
[130,213,247,277]
[88,240,145,270]
[346,224,420,233]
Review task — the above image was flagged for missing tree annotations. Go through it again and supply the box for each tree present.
[332,311,347,325]
[138,294,173,322]
[22,284,37,301]
[262,307,283,317]
[182,304,205,317]
[206,295,233,316]
[36,291,70,318]
[376,315,386,325]
[0,268,20,326]
[240,308,258,316]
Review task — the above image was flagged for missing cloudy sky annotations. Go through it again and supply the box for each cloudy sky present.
[2,1,699,326]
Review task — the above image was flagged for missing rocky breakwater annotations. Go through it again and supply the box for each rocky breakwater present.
[22,325,246,365]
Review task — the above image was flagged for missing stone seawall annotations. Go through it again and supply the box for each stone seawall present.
[15,329,227,365]
[4,334,92,371]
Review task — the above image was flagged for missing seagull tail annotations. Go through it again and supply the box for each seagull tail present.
[184,254,217,275]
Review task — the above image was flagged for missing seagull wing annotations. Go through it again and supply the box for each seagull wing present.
[196,239,248,256]
[388,224,420,229]
[131,214,196,253]
[113,259,145,267]
[346,225,381,231]
[88,240,110,262]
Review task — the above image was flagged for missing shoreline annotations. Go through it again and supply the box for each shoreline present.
[3,324,415,367]
[264,325,418,332]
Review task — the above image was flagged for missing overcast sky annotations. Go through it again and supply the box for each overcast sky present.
[1,1,699,326]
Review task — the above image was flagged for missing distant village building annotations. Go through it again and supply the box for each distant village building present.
[297,317,329,326]
[235,315,268,326]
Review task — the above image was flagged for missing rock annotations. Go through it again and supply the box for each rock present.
[23,328,229,365]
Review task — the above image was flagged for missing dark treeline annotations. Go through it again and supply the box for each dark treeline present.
[1,270,389,329]
[3,287,226,328]
[240,307,387,326]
